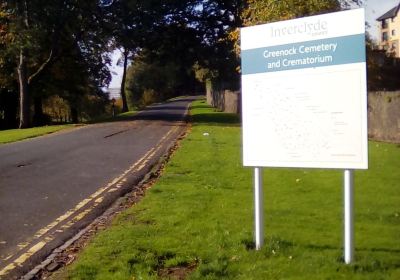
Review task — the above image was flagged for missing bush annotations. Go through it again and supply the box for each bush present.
[141,89,160,106]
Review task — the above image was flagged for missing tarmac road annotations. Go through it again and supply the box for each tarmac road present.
[0,97,197,279]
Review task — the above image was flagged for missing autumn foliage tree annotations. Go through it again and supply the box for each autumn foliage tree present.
[0,0,112,127]
[0,0,366,129]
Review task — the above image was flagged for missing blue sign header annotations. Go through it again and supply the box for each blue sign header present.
[241,34,365,75]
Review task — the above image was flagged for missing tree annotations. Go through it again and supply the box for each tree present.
[2,0,366,129]
[224,0,363,57]
[106,0,144,112]
[242,0,363,25]
[125,25,204,106]
[1,0,64,128]
[123,0,244,102]
[242,0,339,25]
[107,0,197,112]
[1,0,113,128]
[366,36,400,91]
[191,0,243,88]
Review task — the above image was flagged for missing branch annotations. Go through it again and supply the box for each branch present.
[28,0,66,85]
[27,50,53,85]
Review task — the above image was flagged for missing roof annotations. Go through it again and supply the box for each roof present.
[377,3,400,21]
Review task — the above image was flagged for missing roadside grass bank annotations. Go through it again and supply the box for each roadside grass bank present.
[0,111,137,144]
[0,125,76,144]
[65,100,399,279]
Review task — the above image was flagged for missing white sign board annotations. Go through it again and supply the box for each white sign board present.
[241,9,368,169]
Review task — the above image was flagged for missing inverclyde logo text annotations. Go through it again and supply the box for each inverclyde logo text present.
[270,19,328,38]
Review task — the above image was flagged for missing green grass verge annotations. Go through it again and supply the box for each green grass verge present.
[0,125,75,144]
[65,100,400,279]
[0,111,138,144]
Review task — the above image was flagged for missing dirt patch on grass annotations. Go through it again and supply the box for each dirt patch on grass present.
[158,261,198,280]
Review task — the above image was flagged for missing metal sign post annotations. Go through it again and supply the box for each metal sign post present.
[254,167,264,250]
[344,169,354,264]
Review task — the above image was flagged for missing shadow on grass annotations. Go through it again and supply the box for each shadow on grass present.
[306,244,338,251]
[358,247,400,254]
[191,113,241,127]
[190,104,214,110]
[307,243,400,254]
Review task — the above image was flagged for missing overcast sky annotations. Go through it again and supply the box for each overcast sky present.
[108,0,400,88]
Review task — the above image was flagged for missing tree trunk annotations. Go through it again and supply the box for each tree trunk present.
[120,50,129,113]
[17,0,31,128]
[70,107,78,123]
[18,49,30,128]
[0,88,18,129]
[33,96,44,126]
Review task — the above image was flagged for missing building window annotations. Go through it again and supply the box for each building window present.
[382,19,388,29]
[382,32,388,42]
[392,29,396,36]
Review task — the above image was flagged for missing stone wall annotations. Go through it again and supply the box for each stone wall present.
[368,91,400,143]
[206,82,240,114]
[206,86,400,143]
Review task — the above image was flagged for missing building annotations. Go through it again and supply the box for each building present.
[377,2,400,57]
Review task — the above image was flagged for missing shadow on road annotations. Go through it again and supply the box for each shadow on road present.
[104,99,198,124]
[102,97,241,126]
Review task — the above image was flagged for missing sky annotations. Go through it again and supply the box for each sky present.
[108,49,124,88]
[364,0,399,39]
[108,0,400,88]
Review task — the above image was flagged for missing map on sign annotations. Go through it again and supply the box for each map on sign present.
[241,9,368,169]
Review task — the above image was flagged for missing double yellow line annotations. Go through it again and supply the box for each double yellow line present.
[0,125,181,278]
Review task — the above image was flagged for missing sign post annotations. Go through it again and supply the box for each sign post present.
[254,167,264,250]
[344,169,354,263]
[241,9,368,262]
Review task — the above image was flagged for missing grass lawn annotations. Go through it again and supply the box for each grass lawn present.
[65,99,400,279]
[0,111,138,144]
[0,125,75,144]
